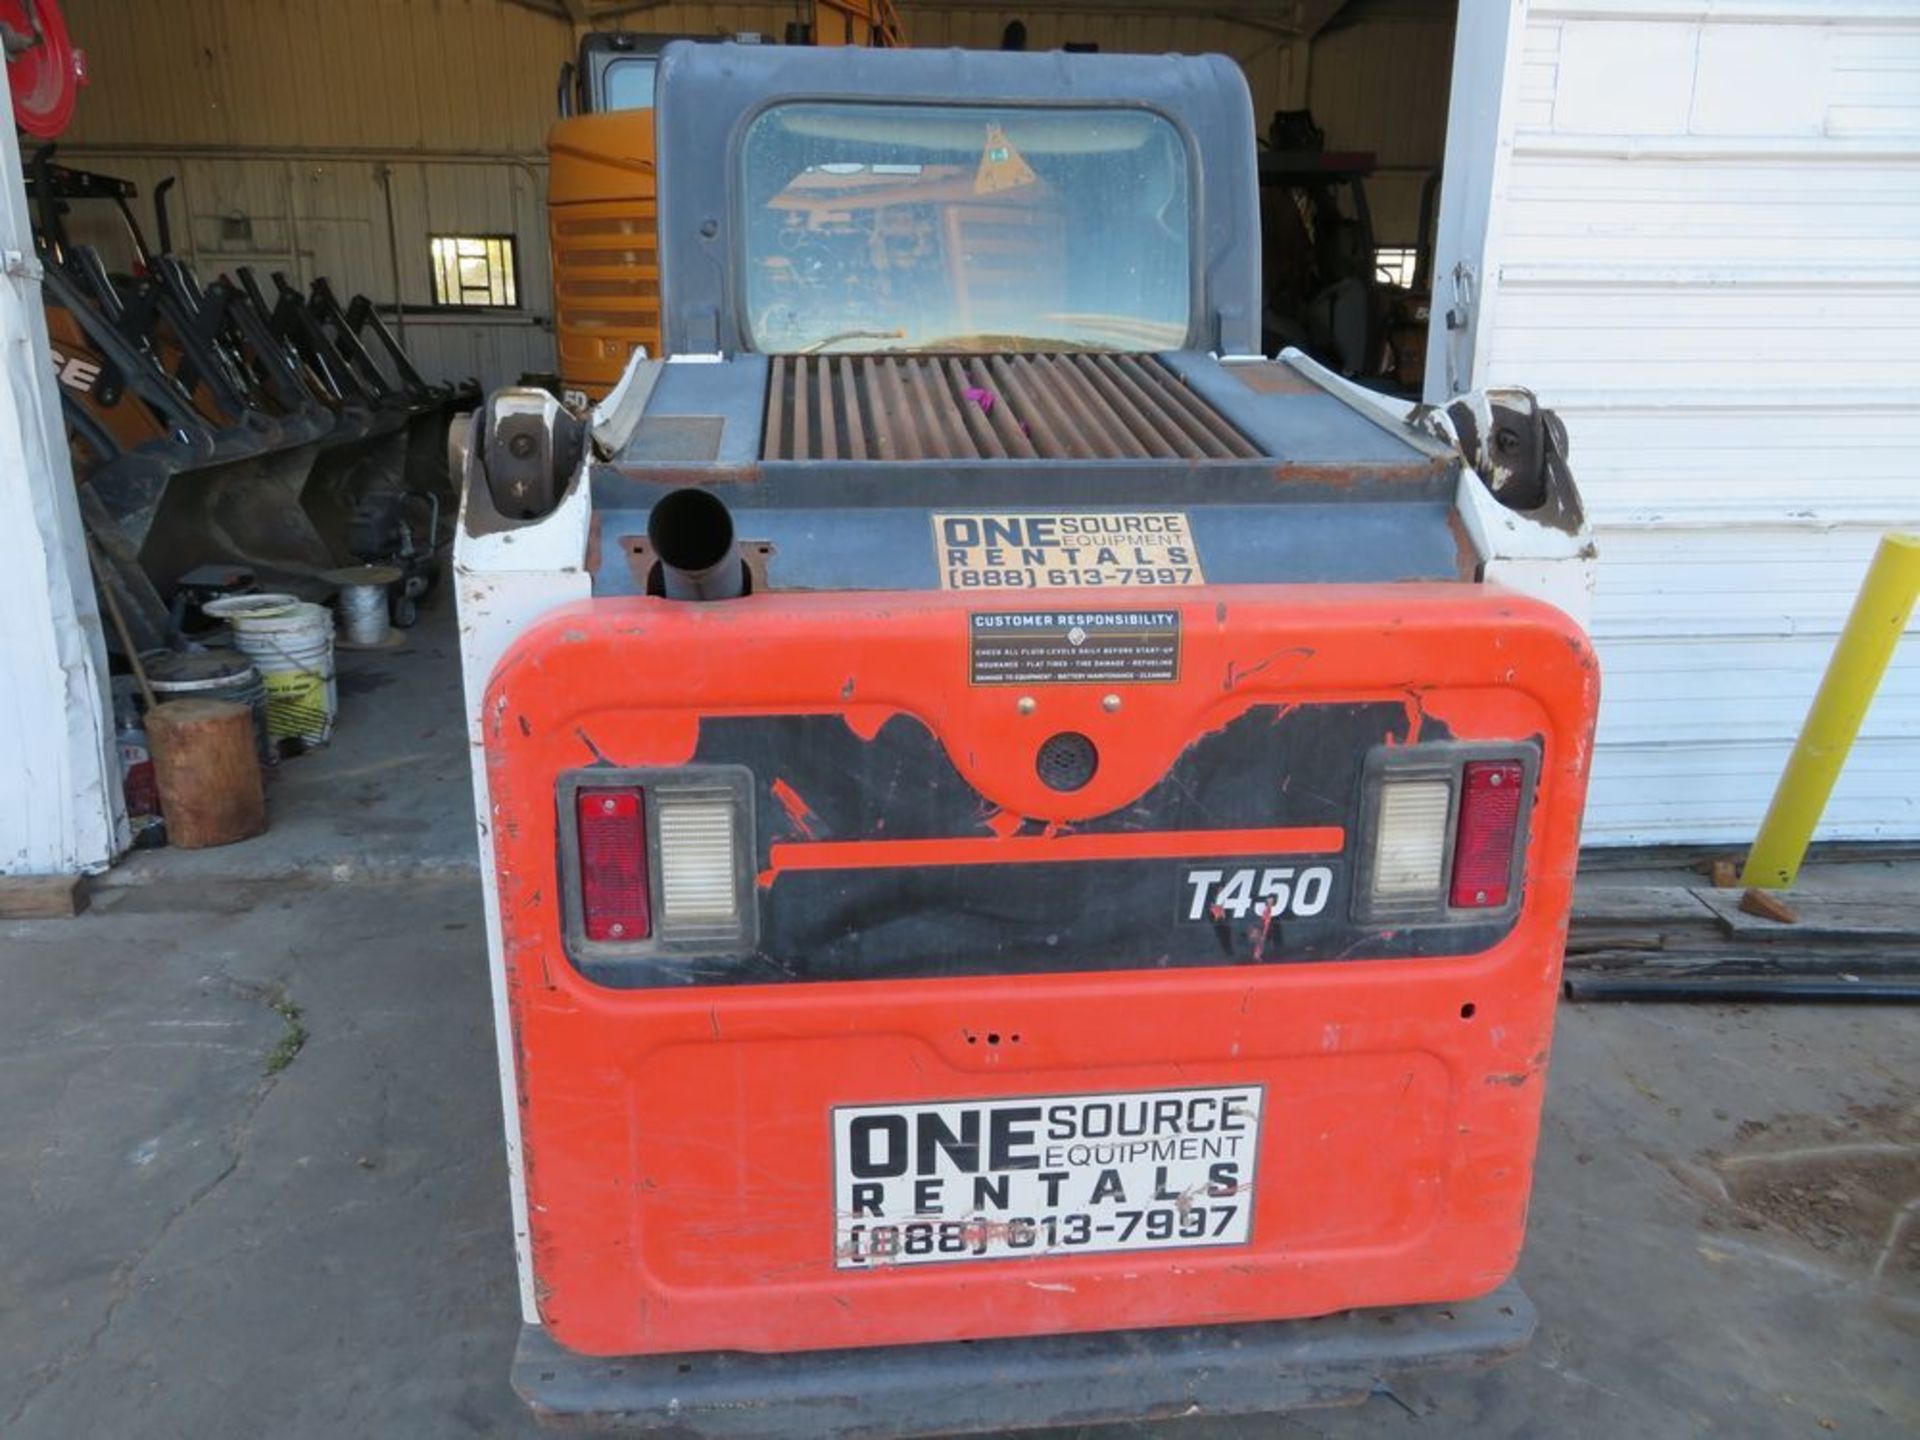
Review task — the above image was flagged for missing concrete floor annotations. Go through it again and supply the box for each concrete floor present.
[3,599,1916,1438]
[108,600,477,886]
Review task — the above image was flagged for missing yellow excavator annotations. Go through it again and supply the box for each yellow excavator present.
[547,1,906,403]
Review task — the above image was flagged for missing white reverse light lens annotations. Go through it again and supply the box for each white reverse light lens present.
[655,793,739,928]
[1371,779,1453,901]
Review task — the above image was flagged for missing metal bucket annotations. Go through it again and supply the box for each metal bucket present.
[143,649,275,768]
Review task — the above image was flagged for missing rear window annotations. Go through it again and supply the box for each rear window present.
[739,102,1192,355]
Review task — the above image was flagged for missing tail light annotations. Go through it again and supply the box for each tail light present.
[1370,779,1453,901]
[654,790,744,930]
[1362,749,1533,920]
[565,768,756,958]
[576,787,651,941]
[1450,761,1524,909]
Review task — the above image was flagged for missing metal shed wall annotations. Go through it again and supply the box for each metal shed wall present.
[1304,1,1456,247]
[1475,0,1920,845]
[909,0,1456,245]
[53,0,576,390]
[46,1,1453,388]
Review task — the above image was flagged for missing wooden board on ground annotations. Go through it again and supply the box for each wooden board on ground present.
[1567,943,1920,978]
[1565,973,1920,1003]
[0,874,90,919]
[1692,887,1920,944]
[1572,884,1719,927]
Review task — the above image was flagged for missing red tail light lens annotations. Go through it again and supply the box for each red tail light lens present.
[577,787,651,941]
[1450,760,1524,908]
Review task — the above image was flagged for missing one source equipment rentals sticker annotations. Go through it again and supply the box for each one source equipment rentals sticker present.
[933,510,1204,591]
[834,1085,1262,1268]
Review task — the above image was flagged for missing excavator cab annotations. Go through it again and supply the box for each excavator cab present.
[545,32,699,405]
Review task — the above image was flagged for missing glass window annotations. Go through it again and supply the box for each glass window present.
[600,57,658,112]
[429,235,518,308]
[739,102,1192,354]
[1374,246,1418,289]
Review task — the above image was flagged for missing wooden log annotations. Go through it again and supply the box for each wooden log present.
[147,699,266,849]
[0,874,89,919]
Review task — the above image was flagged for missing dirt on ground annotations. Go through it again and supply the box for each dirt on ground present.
[1683,1097,1920,1298]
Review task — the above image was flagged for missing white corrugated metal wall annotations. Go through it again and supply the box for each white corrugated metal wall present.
[1474,0,1920,845]
[1,121,123,876]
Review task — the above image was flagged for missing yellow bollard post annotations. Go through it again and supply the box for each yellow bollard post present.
[1743,533,1920,890]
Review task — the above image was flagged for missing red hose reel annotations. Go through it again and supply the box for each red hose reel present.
[3,0,86,139]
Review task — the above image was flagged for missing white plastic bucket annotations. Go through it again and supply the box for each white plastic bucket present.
[224,601,337,747]
[201,592,300,624]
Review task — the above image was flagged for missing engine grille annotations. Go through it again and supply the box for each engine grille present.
[551,202,661,378]
[762,353,1261,462]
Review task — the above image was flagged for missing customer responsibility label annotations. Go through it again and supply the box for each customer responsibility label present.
[969,609,1181,685]
[932,511,1204,591]
[834,1085,1262,1268]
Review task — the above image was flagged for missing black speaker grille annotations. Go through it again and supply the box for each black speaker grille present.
[1036,731,1098,792]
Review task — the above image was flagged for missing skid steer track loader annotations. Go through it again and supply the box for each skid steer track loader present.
[459,43,1598,1438]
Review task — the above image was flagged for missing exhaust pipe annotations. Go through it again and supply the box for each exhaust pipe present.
[648,488,746,601]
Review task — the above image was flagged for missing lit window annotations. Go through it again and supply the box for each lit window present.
[429,235,519,308]
[1374,246,1418,290]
